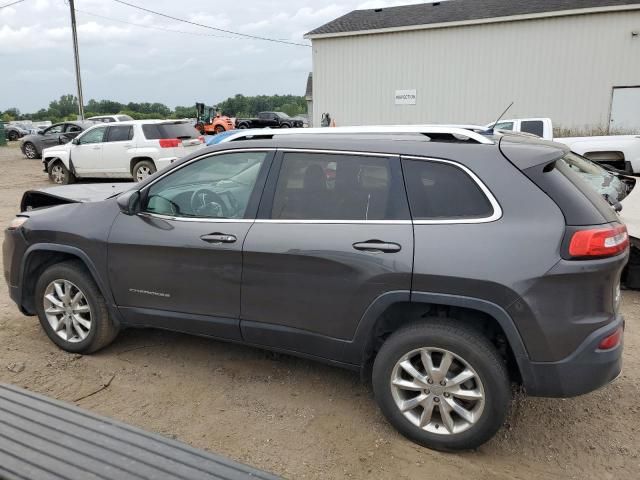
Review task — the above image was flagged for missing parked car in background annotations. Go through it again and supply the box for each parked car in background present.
[236,111,304,129]
[6,127,626,451]
[87,114,134,123]
[4,123,31,141]
[19,121,95,159]
[488,117,640,173]
[41,120,205,184]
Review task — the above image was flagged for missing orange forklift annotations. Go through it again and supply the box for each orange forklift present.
[195,103,235,135]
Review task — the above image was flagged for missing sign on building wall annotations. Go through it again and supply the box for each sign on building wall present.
[395,89,417,105]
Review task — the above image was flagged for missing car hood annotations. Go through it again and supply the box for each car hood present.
[21,183,133,211]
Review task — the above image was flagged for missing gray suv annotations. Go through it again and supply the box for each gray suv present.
[3,129,627,451]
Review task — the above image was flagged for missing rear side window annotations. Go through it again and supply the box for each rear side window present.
[271,152,409,220]
[142,123,199,140]
[117,115,133,121]
[106,125,133,142]
[402,159,494,220]
[521,121,544,137]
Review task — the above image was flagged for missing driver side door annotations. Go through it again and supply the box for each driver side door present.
[107,149,274,340]
[40,124,65,149]
[71,126,107,176]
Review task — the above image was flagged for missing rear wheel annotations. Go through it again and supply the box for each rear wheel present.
[23,142,39,159]
[35,261,119,354]
[133,160,156,182]
[372,320,511,451]
[214,125,225,134]
[48,161,76,185]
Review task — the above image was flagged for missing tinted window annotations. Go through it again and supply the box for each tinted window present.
[402,159,494,220]
[271,153,407,220]
[78,127,107,144]
[521,120,544,137]
[142,123,199,140]
[145,152,267,219]
[65,124,82,133]
[117,115,133,121]
[107,125,133,142]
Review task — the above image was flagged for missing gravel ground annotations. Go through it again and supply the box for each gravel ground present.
[0,143,638,479]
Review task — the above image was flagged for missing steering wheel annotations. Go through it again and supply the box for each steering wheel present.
[190,189,229,218]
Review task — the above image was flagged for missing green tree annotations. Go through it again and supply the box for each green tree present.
[49,94,79,119]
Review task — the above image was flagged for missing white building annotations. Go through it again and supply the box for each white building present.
[305,0,640,132]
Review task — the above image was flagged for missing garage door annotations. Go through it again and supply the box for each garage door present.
[611,87,640,132]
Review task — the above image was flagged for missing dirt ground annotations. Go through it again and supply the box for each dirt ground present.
[0,143,638,480]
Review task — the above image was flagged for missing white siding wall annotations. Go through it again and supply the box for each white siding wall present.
[311,11,640,130]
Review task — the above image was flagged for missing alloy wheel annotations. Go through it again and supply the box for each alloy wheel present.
[43,279,92,343]
[50,164,65,184]
[390,347,485,435]
[24,143,37,159]
[136,166,151,181]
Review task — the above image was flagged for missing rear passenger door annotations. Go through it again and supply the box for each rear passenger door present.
[101,125,134,176]
[240,150,414,361]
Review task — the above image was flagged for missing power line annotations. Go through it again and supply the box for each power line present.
[75,8,234,39]
[111,0,311,47]
[0,0,26,10]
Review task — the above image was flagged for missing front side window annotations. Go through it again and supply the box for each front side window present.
[271,152,407,220]
[145,151,268,219]
[402,159,494,220]
[78,127,107,144]
[45,124,64,135]
[106,125,133,142]
[494,122,514,131]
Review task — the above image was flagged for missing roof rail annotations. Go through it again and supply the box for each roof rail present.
[222,125,494,145]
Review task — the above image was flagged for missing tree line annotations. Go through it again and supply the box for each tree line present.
[1,94,308,124]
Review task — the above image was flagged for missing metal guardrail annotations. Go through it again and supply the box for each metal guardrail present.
[0,383,281,480]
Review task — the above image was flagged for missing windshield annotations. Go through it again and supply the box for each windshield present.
[560,152,630,204]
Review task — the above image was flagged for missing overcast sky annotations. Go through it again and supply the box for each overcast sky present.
[0,0,424,113]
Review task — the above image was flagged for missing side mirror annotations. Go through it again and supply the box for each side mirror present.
[72,138,80,145]
[116,190,141,215]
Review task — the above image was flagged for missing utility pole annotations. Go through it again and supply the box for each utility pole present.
[68,0,85,119]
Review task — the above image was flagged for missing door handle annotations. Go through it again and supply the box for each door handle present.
[353,240,401,253]
[200,233,237,244]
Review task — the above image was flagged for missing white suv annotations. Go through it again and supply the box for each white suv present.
[87,115,134,123]
[41,120,205,184]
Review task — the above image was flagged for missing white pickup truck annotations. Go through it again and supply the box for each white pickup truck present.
[490,118,640,173]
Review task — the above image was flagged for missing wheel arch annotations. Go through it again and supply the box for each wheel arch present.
[353,291,533,388]
[18,244,120,326]
[130,156,155,175]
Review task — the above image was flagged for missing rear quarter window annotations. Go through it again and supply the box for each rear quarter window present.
[402,159,494,220]
[142,123,199,140]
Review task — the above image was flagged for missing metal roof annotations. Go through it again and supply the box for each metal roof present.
[306,0,640,37]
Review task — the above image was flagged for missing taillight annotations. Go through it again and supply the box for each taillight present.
[159,138,180,148]
[598,327,622,350]
[568,224,628,258]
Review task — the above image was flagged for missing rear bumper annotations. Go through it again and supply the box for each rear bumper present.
[524,315,623,397]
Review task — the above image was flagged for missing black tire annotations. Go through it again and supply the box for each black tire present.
[280,123,290,128]
[34,261,119,354]
[214,125,225,134]
[8,130,19,141]
[132,160,156,182]
[22,142,40,159]
[48,160,76,185]
[372,320,511,451]
[237,124,248,129]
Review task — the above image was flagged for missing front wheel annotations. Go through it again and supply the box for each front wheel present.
[133,160,156,182]
[48,161,76,185]
[23,142,39,159]
[35,261,119,354]
[214,125,225,134]
[8,131,19,141]
[372,320,511,451]
[279,123,290,128]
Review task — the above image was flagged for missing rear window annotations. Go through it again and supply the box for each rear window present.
[142,123,199,140]
[402,159,494,220]
[521,120,544,137]
[117,115,133,121]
